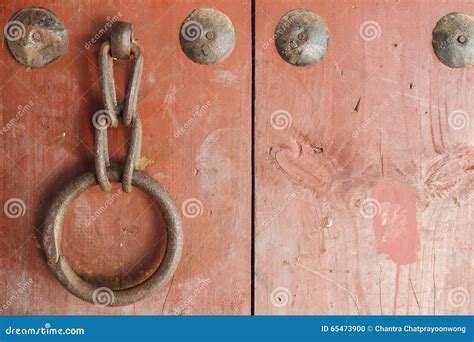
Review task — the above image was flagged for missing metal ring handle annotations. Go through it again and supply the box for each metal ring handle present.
[43,166,184,306]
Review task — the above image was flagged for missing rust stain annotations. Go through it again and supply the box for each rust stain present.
[138,156,154,170]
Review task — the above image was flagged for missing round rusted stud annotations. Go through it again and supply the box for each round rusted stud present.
[274,8,329,67]
[4,7,68,68]
[110,21,132,59]
[179,8,235,65]
[432,12,474,68]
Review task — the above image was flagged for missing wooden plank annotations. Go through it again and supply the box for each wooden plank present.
[0,0,251,314]
[255,0,473,314]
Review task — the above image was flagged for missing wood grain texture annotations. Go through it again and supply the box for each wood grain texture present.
[0,0,251,314]
[255,0,473,314]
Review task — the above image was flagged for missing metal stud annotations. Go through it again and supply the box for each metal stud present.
[274,8,329,67]
[179,8,235,65]
[4,7,68,68]
[432,12,474,68]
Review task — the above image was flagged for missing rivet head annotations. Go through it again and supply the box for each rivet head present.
[179,8,235,65]
[432,12,474,68]
[275,8,329,67]
[4,7,68,68]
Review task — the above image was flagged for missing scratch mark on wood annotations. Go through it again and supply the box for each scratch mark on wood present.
[423,145,474,204]
[353,97,361,113]
[161,275,175,314]
[409,276,421,312]
[378,264,383,315]
[393,264,401,315]
[269,134,334,193]
[294,261,360,314]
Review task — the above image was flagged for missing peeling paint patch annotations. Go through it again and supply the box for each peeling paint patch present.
[212,70,241,90]
[371,180,419,265]
[196,128,240,194]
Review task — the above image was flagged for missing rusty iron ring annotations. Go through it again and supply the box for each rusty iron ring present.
[43,166,184,306]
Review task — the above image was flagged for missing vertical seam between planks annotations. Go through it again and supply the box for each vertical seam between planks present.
[251,0,256,316]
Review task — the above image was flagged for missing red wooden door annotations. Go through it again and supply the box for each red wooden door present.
[1,0,472,316]
[255,0,473,314]
[1,0,251,314]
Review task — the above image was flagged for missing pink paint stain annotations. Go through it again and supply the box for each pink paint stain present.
[370,180,420,314]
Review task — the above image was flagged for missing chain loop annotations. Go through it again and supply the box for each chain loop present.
[99,40,143,127]
[95,22,144,192]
